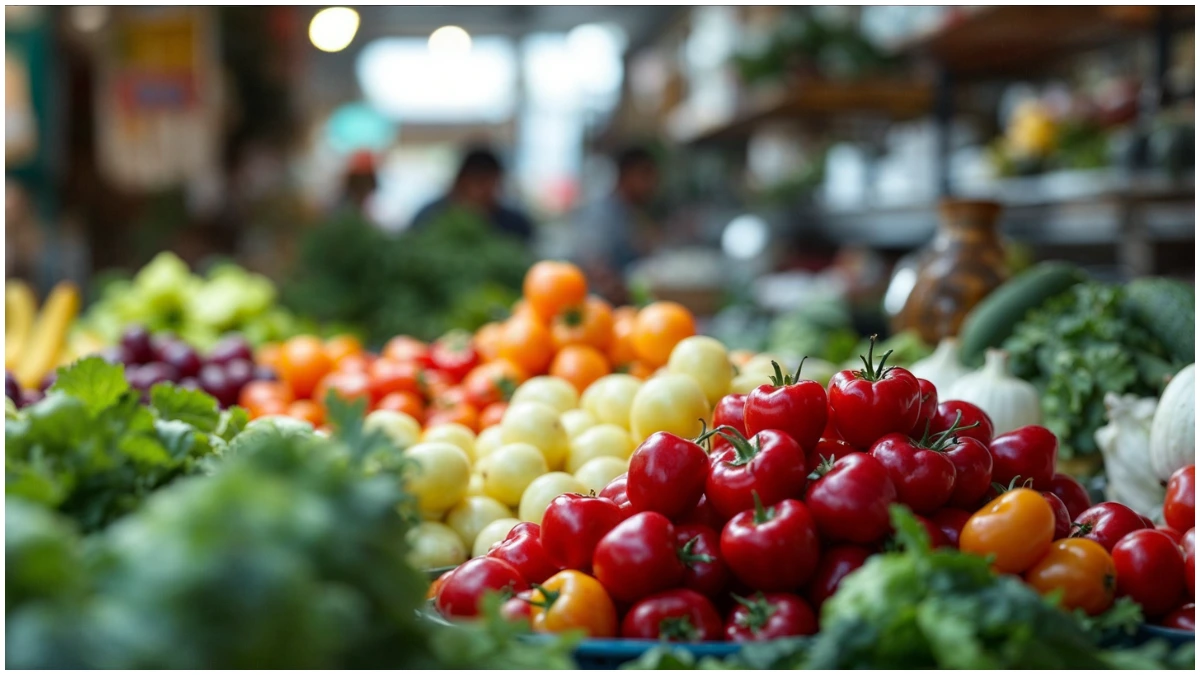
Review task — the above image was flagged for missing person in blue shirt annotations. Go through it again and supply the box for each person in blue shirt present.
[409,146,534,243]
[572,146,662,303]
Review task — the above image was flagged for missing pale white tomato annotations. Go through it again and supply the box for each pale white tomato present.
[364,409,422,449]
[404,441,471,515]
[481,442,550,507]
[500,401,569,470]
[560,408,598,440]
[421,423,476,463]
[580,374,641,430]
[509,376,579,414]
[629,373,709,443]
[518,472,587,525]
[574,456,630,494]
[666,336,733,406]
[472,517,521,558]
[567,423,636,472]
[406,521,468,570]
[445,495,513,550]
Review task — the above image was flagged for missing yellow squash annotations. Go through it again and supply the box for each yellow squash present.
[5,280,36,370]
[14,282,81,389]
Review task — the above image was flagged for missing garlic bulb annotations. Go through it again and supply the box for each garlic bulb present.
[1096,392,1164,520]
[909,338,971,393]
[945,349,1040,435]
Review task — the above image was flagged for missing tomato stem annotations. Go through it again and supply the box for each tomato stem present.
[677,535,716,567]
[731,592,775,633]
[659,615,700,642]
[855,335,897,383]
[528,583,560,611]
[751,491,775,525]
[711,426,760,466]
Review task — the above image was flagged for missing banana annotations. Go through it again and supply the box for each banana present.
[14,282,82,389]
[5,280,37,371]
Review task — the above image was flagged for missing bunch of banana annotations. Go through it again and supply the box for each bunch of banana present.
[6,280,84,389]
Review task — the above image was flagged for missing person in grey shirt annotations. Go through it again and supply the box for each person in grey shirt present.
[410,146,535,243]
[572,147,661,304]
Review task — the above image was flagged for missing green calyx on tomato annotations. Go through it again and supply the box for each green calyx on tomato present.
[751,491,776,526]
[710,426,763,467]
[731,592,777,632]
[767,357,810,387]
[853,335,896,383]
[528,583,560,610]
[658,615,701,642]
[677,535,716,567]
[991,475,1037,498]
[912,410,981,453]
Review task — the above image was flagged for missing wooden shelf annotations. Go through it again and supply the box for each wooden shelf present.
[676,79,933,145]
[899,6,1196,78]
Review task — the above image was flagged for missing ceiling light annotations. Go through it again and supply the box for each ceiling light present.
[428,25,472,56]
[309,7,359,53]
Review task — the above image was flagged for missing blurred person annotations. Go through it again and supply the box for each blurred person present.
[409,145,534,242]
[338,150,379,220]
[571,146,662,304]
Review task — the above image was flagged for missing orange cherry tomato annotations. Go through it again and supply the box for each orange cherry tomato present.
[374,390,426,420]
[277,336,334,400]
[368,358,421,400]
[530,570,618,638]
[1024,538,1116,616]
[249,398,289,420]
[287,399,325,427]
[549,345,611,394]
[552,296,614,351]
[383,335,430,364]
[960,488,1055,574]
[314,370,372,408]
[510,299,539,322]
[616,360,655,380]
[474,321,505,362]
[462,360,527,409]
[631,301,696,368]
[425,401,479,432]
[238,380,295,410]
[324,334,364,366]
[255,342,283,370]
[479,401,508,429]
[523,261,588,322]
[496,316,554,376]
[608,306,639,365]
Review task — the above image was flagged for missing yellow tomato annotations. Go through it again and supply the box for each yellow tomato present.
[561,409,598,440]
[364,409,422,450]
[519,472,588,525]
[445,495,514,550]
[474,425,505,461]
[500,401,570,471]
[481,442,550,507]
[742,353,789,375]
[666,336,733,406]
[422,423,477,463]
[567,423,636,473]
[406,521,468,570]
[580,374,642,430]
[404,442,471,515]
[574,456,629,494]
[629,373,709,443]
[730,370,774,395]
[466,473,486,497]
[510,376,579,414]
[472,517,522,558]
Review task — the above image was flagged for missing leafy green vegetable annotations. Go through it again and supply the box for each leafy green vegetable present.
[1003,283,1180,457]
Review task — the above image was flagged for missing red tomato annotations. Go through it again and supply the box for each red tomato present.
[706,428,809,521]
[487,522,560,585]
[931,400,995,446]
[598,474,635,519]
[827,341,921,449]
[539,493,624,572]
[1043,491,1072,540]
[1164,466,1196,533]
[806,453,898,544]
[478,401,507,429]
[909,378,939,436]
[811,437,857,468]
[374,390,424,419]
[1156,525,1184,546]
[462,360,525,409]
[711,393,749,440]
[500,589,535,624]
[382,336,430,365]
[1048,473,1092,520]
[425,402,479,432]
[627,431,709,520]
[929,507,973,548]
[677,494,727,533]
[593,512,685,604]
[1184,528,1195,599]
[725,592,817,642]
[1072,502,1152,552]
[429,330,480,383]
[435,557,528,619]
[1160,603,1195,632]
[743,361,828,453]
[621,589,723,642]
[914,514,951,548]
[313,370,371,408]
[944,435,994,511]
[806,545,873,609]
[367,358,421,400]
[720,498,820,592]
[675,523,729,599]
[1112,529,1187,618]
[989,425,1058,491]
[868,433,956,515]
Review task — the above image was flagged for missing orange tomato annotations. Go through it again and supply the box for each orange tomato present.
[479,401,508,429]
[374,390,426,420]
[277,336,334,399]
[335,352,373,374]
[960,488,1055,575]
[631,302,696,368]
[1024,538,1116,616]
[552,296,614,351]
[250,398,289,420]
[383,335,429,364]
[523,261,588,322]
[620,361,655,380]
[530,570,618,638]
[287,399,325,427]
[367,358,421,400]
[608,306,639,367]
[510,299,539,322]
[462,360,527,409]
[256,342,283,370]
[550,345,611,394]
[474,321,505,362]
[313,370,372,408]
[425,401,479,432]
[238,380,295,411]
[496,316,554,375]
[324,334,364,366]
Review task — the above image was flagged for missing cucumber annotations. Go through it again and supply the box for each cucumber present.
[957,262,1089,367]
[1124,277,1195,364]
